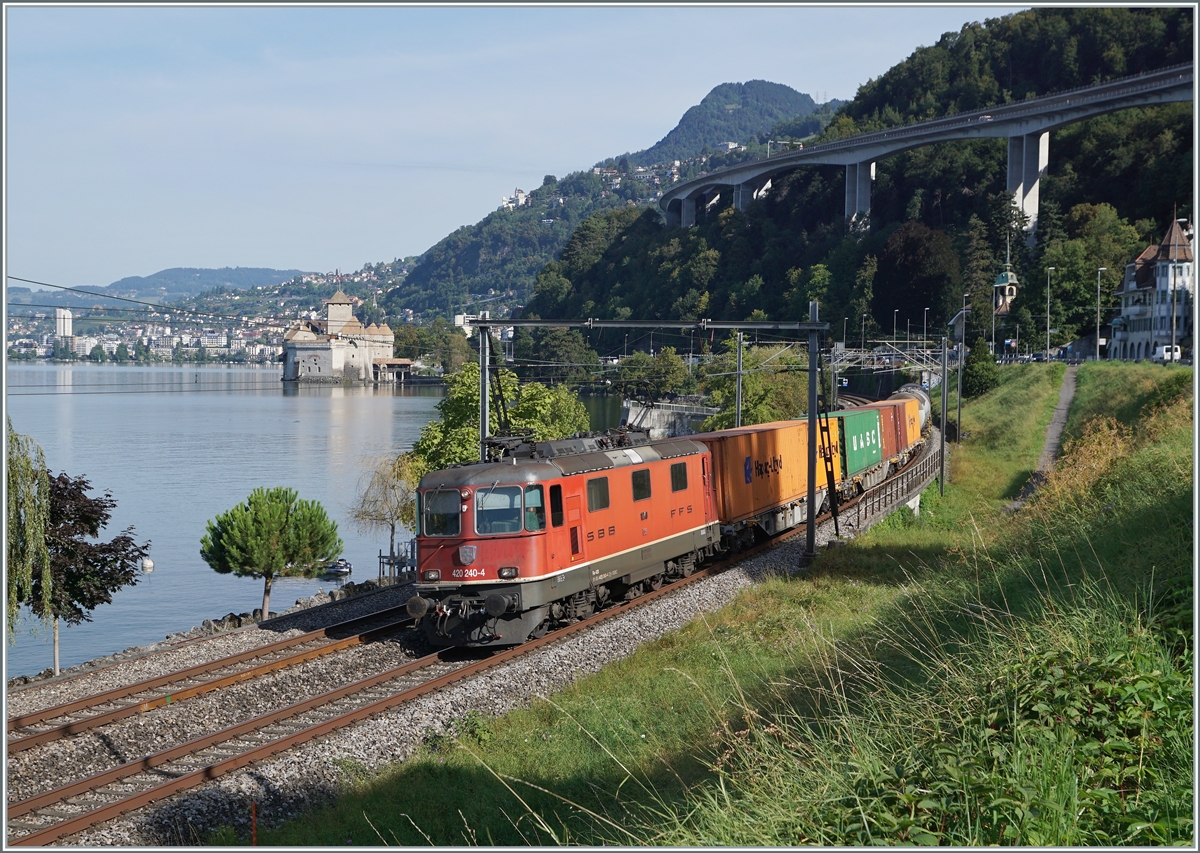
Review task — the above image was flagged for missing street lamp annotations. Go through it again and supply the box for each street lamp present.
[893,309,899,344]
[861,313,867,351]
[1096,267,1107,360]
[842,317,848,344]
[1045,267,1055,358]
[923,307,929,348]
[906,319,911,349]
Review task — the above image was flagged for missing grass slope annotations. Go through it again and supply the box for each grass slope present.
[226,363,1191,847]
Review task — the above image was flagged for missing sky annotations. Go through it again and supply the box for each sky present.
[5,4,1027,290]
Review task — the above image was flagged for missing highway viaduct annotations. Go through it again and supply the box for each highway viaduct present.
[659,62,1193,244]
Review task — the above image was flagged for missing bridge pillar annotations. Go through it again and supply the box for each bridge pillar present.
[733,182,756,212]
[680,196,697,228]
[1007,132,1049,246]
[664,203,680,228]
[844,161,874,227]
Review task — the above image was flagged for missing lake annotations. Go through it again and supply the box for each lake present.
[5,364,624,679]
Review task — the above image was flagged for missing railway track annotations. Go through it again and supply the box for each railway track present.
[7,438,942,846]
[7,606,413,755]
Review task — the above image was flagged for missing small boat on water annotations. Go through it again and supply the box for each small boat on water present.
[323,558,352,575]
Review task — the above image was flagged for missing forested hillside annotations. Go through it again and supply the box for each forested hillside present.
[382,81,835,319]
[521,6,1192,360]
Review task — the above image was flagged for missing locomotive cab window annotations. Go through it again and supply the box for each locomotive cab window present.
[475,485,522,534]
[586,477,610,512]
[670,462,688,492]
[632,468,651,501]
[549,485,564,527]
[422,489,461,537]
[524,485,546,532]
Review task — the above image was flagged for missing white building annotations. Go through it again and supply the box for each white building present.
[55,308,72,339]
[1110,218,1194,361]
[282,290,395,381]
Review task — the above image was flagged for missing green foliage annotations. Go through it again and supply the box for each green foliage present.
[962,336,1001,397]
[200,486,342,615]
[699,342,807,429]
[87,344,107,363]
[410,362,590,471]
[614,347,694,399]
[6,417,51,634]
[1014,203,1145,345]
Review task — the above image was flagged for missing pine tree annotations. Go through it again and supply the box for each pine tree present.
[200,487,343,618]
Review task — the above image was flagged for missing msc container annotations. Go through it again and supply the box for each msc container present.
[829,408,882,479]
[692,419,842,524]
[863,401,906,461]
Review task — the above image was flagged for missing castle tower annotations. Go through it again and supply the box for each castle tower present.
[325,290,354,335]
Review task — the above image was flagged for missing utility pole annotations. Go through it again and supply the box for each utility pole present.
[735,332,744,428]
[861,314,867,351]
[802,301,827,565]
[1045,266,1055,357]
[940,336,948,495]
[1096,267,1107,360]
[957,295,967,444]
[478,325,490,461]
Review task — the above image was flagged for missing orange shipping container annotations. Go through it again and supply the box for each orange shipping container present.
[692,420,841,524]
[896,397,922,448]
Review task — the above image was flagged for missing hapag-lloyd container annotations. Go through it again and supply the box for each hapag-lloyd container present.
[690,420,842,524]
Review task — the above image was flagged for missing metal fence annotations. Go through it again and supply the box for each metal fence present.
[852,443,943,529]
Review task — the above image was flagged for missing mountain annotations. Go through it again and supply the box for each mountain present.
[6,266,307,312]
[382,81,834,319]
[104,267,306,300]
[625,80,822,167]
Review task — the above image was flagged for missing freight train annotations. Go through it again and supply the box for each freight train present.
[406,384,932,647]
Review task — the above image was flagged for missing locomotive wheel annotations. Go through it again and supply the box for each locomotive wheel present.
[648,573,664,590]
[529,620,549,640]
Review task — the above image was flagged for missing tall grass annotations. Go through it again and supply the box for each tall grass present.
[243,363,1191,847]
[593,366,1193,846]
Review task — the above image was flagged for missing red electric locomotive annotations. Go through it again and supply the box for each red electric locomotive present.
[406,433,721,647]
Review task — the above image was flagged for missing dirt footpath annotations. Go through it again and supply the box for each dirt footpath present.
[1009,364,1078,511]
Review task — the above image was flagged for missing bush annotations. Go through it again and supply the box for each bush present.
[962,336,1001,397]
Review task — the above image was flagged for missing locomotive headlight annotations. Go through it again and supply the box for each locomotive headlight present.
[498,566,519,579]
[460,489,471,500]
[422,569,441,582]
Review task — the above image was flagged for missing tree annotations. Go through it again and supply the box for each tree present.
[411,362,590,470]
[962,336,1002,398]
[30,472,149,673]
[6,417,51,635]
[200,487,343,618]
[351,453,426,559]
[88,344,107,363]
[114,343,130,363]
[700,341,807,429]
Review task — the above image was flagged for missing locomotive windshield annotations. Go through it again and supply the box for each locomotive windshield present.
[475,485,523,534]
[422,489,461,537]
